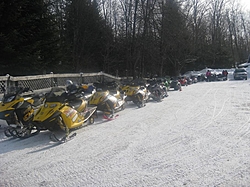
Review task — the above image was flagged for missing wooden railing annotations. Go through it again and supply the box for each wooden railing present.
[0,72,121,94]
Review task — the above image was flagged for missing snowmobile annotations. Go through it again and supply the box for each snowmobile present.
[32,87,97,142]
[179,76,188,86]
[120,79,150,108]
[147,79,168,102]
[0,86,44,138]
[169,77,181,91]
[88,81,126,118]
[163,76,171,91]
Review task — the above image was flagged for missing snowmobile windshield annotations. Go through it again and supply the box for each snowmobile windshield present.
[5,87,21,95]
[2,87,24,103]
[93,82,108,91]
[2,94,16,103]
[46,87,67,103]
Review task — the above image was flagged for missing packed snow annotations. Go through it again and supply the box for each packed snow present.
[1,71,250,187]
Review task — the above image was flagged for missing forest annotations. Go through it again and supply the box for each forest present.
[0,0,250,77]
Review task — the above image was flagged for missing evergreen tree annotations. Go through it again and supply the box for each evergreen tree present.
[0,0,60,75]
[63,0,113,73]
[160,0,191,76]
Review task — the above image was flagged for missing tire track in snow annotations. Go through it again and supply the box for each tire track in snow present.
[197,87,231,130]
[2,80,250,187]
[155,82,250,186]
[230,87,250,144]
[174,86,213,122]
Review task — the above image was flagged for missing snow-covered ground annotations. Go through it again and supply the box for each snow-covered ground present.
[1,72,250,187]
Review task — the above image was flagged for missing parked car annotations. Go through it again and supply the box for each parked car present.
[233,68,247,80]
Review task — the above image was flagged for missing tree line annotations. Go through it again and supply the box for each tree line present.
[0,0,250,77]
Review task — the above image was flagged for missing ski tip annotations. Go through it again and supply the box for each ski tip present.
[50,132,77,143]
[103,114,119,120]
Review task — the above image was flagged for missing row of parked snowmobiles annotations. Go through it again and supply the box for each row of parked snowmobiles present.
[0,79,168,143]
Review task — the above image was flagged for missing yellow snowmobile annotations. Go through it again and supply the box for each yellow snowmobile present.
[32,87,97,142]
[0,86,44,138]
[88,81,126,119]
[120,79,150,108]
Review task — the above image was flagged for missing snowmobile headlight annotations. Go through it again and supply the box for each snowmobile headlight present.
[50,104,57,108]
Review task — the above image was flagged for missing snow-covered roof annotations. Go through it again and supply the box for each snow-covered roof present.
[238,62,250,68]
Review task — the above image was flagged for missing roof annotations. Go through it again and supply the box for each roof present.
[238,62,250,68]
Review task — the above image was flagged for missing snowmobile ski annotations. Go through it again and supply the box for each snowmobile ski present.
[103,114,119,121]
[4,125,40,139]
[50,132,77,143]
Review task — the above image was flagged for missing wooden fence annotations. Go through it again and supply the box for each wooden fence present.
[0,72,121,94]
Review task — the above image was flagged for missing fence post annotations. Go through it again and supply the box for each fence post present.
[80,72,84,84]
[50,72,54,87]
[116,70,118,77]
[4,74,11,93]
[6,74,10,89]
